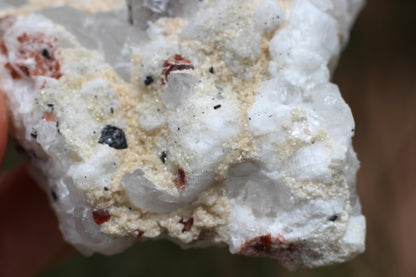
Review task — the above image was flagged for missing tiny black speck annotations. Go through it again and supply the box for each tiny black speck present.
[47,103,54,108]
[98,125,128,149]
[51,189,58,202]
[42,49,51,60]
[110,107,114,114]
[160,151,167,164]
[30,131,37,139]
[209,67,214,74]
[144,76,154,86]
[104,187,108,191]
[16,145,28,156]
[214,104,221,110]
[329,215,338,222]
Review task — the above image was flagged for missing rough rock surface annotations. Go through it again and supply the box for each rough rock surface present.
[0,0,365,269]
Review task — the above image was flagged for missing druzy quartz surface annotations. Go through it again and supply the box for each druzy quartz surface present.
[0,0,366,269]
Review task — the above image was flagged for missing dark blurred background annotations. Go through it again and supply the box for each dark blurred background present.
[3,0,415,276]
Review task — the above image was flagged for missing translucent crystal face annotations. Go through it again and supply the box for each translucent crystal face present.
[142,0,169,13]
[0,0,365,269]
[37,6,142,81]
[0,0,27,9]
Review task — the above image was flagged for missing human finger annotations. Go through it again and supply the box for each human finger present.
[0,166,74,277]
[0,91,7,167]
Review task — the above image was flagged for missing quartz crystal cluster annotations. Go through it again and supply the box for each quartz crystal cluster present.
[0,0,366,269]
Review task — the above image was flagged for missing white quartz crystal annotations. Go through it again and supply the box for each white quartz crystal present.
[0,0,366,269]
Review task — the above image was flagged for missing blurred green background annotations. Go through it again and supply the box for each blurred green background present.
[2,0,416,276]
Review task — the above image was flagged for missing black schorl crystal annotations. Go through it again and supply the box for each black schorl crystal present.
[50,189,58,202]
[144,76,154,85]
[329,215,338,222]
[160,151,167,164]
[42,49,51,60]
[98,125,128,149]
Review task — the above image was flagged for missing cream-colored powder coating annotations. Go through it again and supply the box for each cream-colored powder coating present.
[87,8,289,241]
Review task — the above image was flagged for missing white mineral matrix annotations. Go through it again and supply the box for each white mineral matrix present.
[0,0,366,269]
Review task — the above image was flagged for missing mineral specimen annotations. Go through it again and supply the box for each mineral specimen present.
[0,0,366,269]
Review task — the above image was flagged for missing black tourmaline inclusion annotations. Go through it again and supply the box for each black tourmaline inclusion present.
[98,125,128,149]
